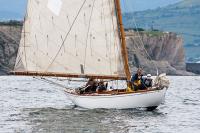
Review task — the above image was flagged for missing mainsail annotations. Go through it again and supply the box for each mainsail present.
[15,0,128,78]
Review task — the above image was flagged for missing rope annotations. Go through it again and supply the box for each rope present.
[133,18,159,75]
[122,0,159,75]
[33,77,69,89]
[45,0,87,72]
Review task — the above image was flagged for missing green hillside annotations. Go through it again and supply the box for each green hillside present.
[123,0,200,62]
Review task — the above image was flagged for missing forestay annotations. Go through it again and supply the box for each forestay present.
[15,0,125,77]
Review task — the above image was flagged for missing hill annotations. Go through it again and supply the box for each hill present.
[123,0,200,62]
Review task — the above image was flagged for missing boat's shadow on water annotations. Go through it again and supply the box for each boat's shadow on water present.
[22,105,167,133]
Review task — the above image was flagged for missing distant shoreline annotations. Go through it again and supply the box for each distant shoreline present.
[0,20,23,26]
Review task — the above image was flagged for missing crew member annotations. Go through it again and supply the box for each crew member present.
[131,68,143,91]
[143,74,153,88]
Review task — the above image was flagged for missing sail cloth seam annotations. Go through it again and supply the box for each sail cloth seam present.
[34,77,68,89]
[83,0,96,73]
[45,0,87,72]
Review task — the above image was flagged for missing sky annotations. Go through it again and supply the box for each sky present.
[0,0,27,13]
[0,0,183,19]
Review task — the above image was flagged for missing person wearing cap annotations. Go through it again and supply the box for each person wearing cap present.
[96,81,108,93]
[143,74,153,88]
[131,68,143,91]
[84,78,98,93]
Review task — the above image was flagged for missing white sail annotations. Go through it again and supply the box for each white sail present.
[15,0,125,77]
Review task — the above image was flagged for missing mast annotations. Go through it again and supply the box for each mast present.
[115,0,131,81]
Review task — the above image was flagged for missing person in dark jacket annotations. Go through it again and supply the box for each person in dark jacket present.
[84,78,98,93]
[97,81,108,93]
[131,68,143,91]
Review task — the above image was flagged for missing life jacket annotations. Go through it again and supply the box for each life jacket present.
[134,79,141,86]
[127,86,133,92]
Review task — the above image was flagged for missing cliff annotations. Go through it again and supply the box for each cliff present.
[0,24,193,76]
[126,30,194,75]
[0,25,21,75]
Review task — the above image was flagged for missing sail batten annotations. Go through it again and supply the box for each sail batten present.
[15,0,126,77]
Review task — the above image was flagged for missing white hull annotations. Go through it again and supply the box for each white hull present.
[65,88,167,109]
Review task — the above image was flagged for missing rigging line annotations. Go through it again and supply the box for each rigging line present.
[45,0,87,72]
[83,0,96,71]
[11,43,22,71]
[133,17,159,75]
[33,77,69,89]
[123,0,159,75]
[15,55,22,70]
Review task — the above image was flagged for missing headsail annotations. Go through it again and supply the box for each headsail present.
[15,0,126,78]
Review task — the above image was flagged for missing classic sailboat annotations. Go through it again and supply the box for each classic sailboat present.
[12,0,169,109]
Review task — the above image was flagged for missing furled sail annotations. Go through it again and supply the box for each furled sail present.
[15,0,126,78]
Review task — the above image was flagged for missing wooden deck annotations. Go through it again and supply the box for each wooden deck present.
[65,86,161,96]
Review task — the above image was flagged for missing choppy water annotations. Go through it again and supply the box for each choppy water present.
[0,76,200,133]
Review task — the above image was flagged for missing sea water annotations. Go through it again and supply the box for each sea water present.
[0,76,200,133]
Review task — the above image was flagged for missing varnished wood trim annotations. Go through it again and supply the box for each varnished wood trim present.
[10,71,127,80]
